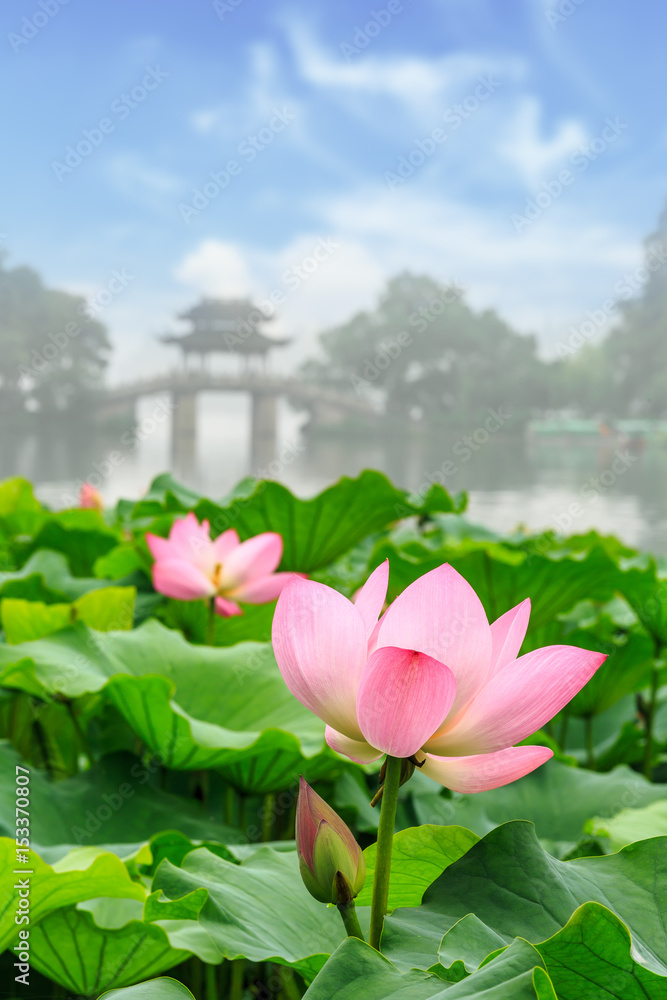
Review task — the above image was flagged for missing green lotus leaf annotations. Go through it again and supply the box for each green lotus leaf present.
[25,508,120,576]
[0,621,331,787]
[370,540,620,639]
[0,745,239,855]
[141,474,206,509]
[410,760,666,856]
[437,913,507,976]
[28,903,192,994]
[137,470,466,572]
[0,549,121,604]
[306,904,667,999]
[0,838,145,952]
[1,586,136,642]
[617,562,667,644]
[99,977,196,1000]
[0,477,42,516]
[157,596,275,647]
[356,825,479,909]
[143,887,208,923]
[304,936,551,999]
[586,799,667,850]
[536,902,667,999]
[565,626,655,717]
[383,821,667,976]
[151,845,345,980]
[0,478,47,542]
[94,544,149,580]
[0,692,84,776]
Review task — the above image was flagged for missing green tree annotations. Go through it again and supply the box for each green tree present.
[301,272,548,427]
[0,254,110,416]
[550,344,614,417]
[601,206,667,417]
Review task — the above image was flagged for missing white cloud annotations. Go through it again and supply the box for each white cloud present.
[189,42,301,140]
[313,186,639,334]
[169,190,640,373]
[105,153,182,214]
[497,97,588,184]
[283,20,587,188]
[107,192,642,385]
[283,20,525,123]
[291,24,486,98]
[266,234,386,334]
[172,235,386,366]
[102,18,642,380]
[174,240,252,298]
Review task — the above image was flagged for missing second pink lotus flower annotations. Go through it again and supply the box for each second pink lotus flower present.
[146,512,296,616]
[272,562,606,792]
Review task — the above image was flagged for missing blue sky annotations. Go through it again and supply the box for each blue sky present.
[1,0,666,378]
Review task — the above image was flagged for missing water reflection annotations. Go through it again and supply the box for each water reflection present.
[288,431,667,553]
[5,398,667,555]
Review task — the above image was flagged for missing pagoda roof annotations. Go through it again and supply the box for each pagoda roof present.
[160,329,290,355]
[178,298,273,324]
[163,297,291,354]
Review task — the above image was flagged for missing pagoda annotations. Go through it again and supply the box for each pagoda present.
[161,298,290,371]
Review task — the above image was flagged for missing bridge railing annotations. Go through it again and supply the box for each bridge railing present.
[102,371,378,414]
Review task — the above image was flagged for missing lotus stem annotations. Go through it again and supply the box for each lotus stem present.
[190,956,203,997]
[198,768,209,809]
[64,698,92,769]
[229,958,245,1000]
[368,754,402,951]
[31,701,54,780]
[238,794,248,835]
[337,898,365,941]
[643,651,661,779]
[262,792,275,841]
[277,964,302,999]
[206,596,217,646]
[205,960,217,1000]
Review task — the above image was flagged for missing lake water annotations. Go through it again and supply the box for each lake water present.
[6,393,667,555]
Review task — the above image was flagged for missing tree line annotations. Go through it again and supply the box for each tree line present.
[301,206,667,428]
[2,205,666,428]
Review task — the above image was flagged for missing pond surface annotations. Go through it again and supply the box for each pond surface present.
[6,394,667,554]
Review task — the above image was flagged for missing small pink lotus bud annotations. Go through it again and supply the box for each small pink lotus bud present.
[296,776,365,905]
[79,482,104,511]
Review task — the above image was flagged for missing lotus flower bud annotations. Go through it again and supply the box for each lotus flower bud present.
[79,482,104,511]
[296,776,365,905]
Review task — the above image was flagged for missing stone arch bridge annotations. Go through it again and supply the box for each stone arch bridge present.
[96,372,375,476]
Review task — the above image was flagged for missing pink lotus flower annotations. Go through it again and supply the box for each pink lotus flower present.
[272,562,606,792]
[146,512,296,616]
[79,482,104,511]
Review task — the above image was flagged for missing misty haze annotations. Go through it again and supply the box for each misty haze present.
[3,3,667,552]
